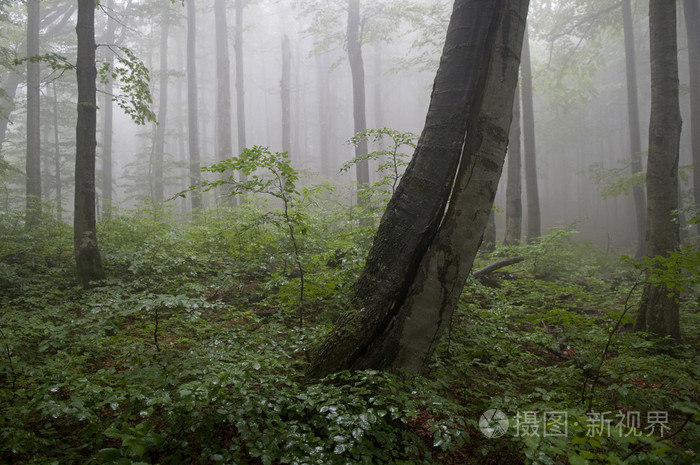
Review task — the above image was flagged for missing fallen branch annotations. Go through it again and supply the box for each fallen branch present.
[473,256,525,277]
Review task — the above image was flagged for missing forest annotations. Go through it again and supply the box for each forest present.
[0,0,699,463]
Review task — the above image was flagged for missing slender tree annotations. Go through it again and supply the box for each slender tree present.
[26,0,41,225]
[52,81,62,222]
[281,34,291,156]
[101,0,117,218]
[347,0,369,203]
[186,0,201,212]
[74,0,104,287]
[214,0,233,167]
[153,0,171,203]
[634,0,682,341]
[309,0,529,376]
[684,0,700,234]
[234,0,247,184]
[521,26,540,242]
[622,0,646,257]
[315,51,333,177]
[504,81,522,246]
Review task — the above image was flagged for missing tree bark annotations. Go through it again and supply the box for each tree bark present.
[622,0,646,257]
[315,51,333,177]
[52,81,62,222]
[26,0,41,225]
[308,0,529,378]
[186,0,201,212]
[101,0,117,219]
[521,26,540,242]
[347,0,369,203]
[684,0,700,235]
[281,34,291,156]
[504,81,522,245]
[234,0,247,188]
[634,0,682,341]
[0,71,22,155]
[153,0,170,203]
[75,0,104,287]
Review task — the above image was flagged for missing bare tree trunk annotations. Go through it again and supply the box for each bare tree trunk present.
[186,0,201,212]
[504,81,522,245]
[75,0,104,287]
[0,71,22,154]
[281,34,291,156]
[234,0,247,188]
[622,0,646,257]
[684,0,700,235]
[100,0,117,219]
[26,0,41,225]
[308,0,529,377]
[521,26,540,242]
[52,81,62,222]
[315,52,332,177]
[153,0,170,203]
[347,0,369,203]
[634,0,682,341]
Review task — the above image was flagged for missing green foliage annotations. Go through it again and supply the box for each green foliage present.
[1,182,697,464]
[588,160,646,198]
[98,46,156,125]
[342,128,417,195]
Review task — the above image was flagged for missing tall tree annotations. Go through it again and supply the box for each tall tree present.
[308,0,529,377]
[214,0,233,166]
[26,0,41,225]
[634,0,682,341]
[521,26,540,242]
[234,0,247,183]
[52,81,62,222]
[101,0,117,218]
[74,0,104,287]
[684,0,700,234]
[153,0,171,203]
[315,51,333,177]
[281,34,291,156]
[504,81,522,246]
[347,0,369,203]
[186,0,201,212]
[622,0,646,257]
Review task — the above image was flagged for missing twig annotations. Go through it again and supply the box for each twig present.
[622,414,693,462]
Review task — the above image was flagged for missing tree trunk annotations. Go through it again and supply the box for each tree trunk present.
[684,0,700,235]
[101,0,117,219]
[521,26,540,242]
[186,0,201,212]
[281,34,292,156]
[0,71,22,154]
[347,0,369,203]
[308,0,529,378]
[315,52,333,177]
[634,0,682,341]
[234,0,247,187]
[153,0,170,203]
[26,0,42,225]
[482,210,496,252]
[75,0,104,287]
[52,81,62,222]
[622,0,646,257]
[504,81,522,246]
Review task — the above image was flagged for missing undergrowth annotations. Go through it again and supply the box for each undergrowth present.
[0,201,698,464]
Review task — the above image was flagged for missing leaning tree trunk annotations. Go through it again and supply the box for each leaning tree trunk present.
[622,0,646,257]
[504,81,522,246]
[186,0,201,212]
[75,0,104,287]
[634,0,682,341]
[521,26,540,242]
[347,0,370,203]
[26,0,41,225]
[684,0,700,236]
[308,0,529,378]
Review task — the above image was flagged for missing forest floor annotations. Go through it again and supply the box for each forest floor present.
[0,205,698,464]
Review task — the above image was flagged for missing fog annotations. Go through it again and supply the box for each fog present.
[0,0,696,252]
